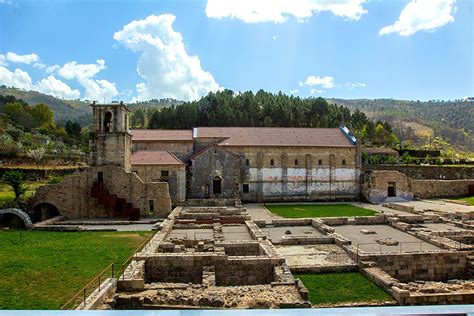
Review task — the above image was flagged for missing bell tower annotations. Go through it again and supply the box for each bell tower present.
[90,101,132,172]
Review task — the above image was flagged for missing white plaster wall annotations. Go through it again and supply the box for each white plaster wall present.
[335,168,356,181]
[262,182,283,196]
[287,168,306,181]
[261,168,283,181]
[286,182,307,195]
[311,168,330,180]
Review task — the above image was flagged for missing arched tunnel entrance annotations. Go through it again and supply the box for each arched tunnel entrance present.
[33,203,60,223]
[0,213,26,229]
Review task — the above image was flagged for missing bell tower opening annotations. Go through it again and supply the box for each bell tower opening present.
[104,111,113,132]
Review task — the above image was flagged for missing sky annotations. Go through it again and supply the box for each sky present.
[0,0,472,102]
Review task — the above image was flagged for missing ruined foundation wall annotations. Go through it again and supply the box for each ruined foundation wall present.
[365,252,468,282]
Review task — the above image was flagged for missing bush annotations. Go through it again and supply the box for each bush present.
[385,155,399,164]
[47,176,64,184]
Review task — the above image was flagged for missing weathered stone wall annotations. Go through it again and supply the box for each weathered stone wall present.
[228,146,359,202]
[362,170,413,203]
[132,141,193,161]
[410,179,474,199]
[131,164,186,204]
[364,164,474,180]
[365,252,468,282]
[190,146,239,199]
[214,259,275,286]
[31,166,172,219]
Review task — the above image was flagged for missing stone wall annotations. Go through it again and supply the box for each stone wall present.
[364,252,468,282]
[410,179,474,199]
[362,170,413,203]
[31,166,172,219]
[131,164,186,204]
[230,146,359,202]
[214,258,275,286]
[364,164,474,180]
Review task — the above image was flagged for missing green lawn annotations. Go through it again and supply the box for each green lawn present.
[295,272,392,305]
[0,230,150,309]
[266,203,377,218]
[449,195,474,206]
[0,181,48,207]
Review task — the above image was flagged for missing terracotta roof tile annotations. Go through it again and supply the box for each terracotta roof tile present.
[131,129,193,141]
[131,150,184,165]
[195,127,355,147]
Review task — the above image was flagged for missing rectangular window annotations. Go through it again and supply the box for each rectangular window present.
[342,159,346,165]
[243,183,250,193]
[161,170,169,177]
[149,200,155,212]
[318,159,323,165]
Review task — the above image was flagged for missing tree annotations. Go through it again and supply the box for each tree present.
[30,103,54,128]
[3,171,25,200]
[27,147,46,170]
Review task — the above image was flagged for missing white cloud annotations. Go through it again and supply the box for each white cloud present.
[114,14,221,102]
[345,82,367,89]
[290,89,299,94]
[56,59,118,101]
[0,66,33,89]
[0,65,81,99]
[303,75,335,88]
[205,0,367,23]
[46,65,60,74]
[379,0,455,36]
[33,62,47,70]
[272,35,279,40]
[0,54,5,66]
[6,52,40,64]
[310,88,325,95]
[35,75,81,99]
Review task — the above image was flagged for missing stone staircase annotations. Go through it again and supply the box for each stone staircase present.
[90,182,140,220]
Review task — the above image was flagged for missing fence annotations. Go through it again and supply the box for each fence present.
[61,230,157,310]
[355,241,426,261]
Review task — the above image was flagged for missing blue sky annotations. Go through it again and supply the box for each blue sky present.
[0,0,472,102]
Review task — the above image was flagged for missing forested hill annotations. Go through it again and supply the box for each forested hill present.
[327,98,474,151]
[0,86,91,124]
[144,89,399,147]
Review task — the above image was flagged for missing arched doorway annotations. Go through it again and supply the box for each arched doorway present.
[213,177,222,195]
[33,203,60,223]
[0,213,26,229]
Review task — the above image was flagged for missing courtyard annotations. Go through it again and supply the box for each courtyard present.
[265,203,377,218]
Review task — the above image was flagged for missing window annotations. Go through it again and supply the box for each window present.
[245,159,250,166]
[342,159,346,166]
[318,159,323,165]
[243,183,249,193]
[294,159,299,166]
[149,200,155,212]
[270,159,274,166]
[161,170,169,177]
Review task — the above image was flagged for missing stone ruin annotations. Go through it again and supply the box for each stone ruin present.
[109,206,310,309]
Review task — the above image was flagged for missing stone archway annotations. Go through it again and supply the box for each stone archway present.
[0,208,32,229]
[32,203,60,223]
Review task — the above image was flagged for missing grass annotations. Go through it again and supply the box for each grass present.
[0,230,150,309]
[266,203,377,218]
[295,272,392,305]
[0,181,49,206]
[449,195,474,206]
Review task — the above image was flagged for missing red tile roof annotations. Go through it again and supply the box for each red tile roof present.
[131,150,184,165]
[196,127,355,147]
[131,129,193,141]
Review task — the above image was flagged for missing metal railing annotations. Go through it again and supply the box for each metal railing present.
[60,263,115,310]
[61,231,157,310]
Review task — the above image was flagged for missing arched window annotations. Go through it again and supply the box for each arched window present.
[104,111,113,132]
[245,159,250,167]
[342,159,346,166]
[318,159,323,165]
[270,159,274,166]
[294,159,299,166]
